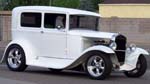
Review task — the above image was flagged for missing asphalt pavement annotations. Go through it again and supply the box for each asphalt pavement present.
[0,41,150,84]
[0,64,150,84]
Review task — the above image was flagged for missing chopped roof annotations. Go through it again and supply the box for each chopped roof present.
[13,6,100,17]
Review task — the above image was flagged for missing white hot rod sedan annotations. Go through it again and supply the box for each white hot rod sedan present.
[1,6,149,80]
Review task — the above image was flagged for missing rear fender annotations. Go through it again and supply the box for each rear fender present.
[1,39,36,65]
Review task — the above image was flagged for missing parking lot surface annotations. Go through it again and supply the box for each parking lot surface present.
[0,64,150,84]
[0,42,150,84]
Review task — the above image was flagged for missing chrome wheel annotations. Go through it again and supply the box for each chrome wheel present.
[8,48,22,68]
[85,53,112,80]
[87,56,105,77]
[6,45,27,71]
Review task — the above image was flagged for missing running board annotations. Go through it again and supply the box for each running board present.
[119,64,136,71]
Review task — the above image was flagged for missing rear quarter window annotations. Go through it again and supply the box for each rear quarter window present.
[21,13,42,28]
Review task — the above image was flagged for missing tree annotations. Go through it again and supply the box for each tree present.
[79,0,93,11]
[79,0,104,11]
[4,0,80,10]
[3,0,103,11]
[4,0,50,10]
[92,0,104,10]
[51,0,80,9]
[0,0,9,10]
[0,0,3,10]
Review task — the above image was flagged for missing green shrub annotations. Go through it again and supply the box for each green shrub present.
[51,0,80,8]
[4,0,50,10]
[79,0,104,11]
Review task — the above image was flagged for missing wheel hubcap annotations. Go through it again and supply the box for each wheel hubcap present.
[7,48,22,68]
[87,56,105,77]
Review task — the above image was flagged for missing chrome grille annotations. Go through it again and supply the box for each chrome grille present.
[115,35,127,62]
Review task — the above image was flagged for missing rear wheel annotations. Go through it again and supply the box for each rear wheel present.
[6,45,27,71]
[124,55,147,77]
[85,52,112,80]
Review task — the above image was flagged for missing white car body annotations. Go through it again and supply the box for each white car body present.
[1,6,149,76]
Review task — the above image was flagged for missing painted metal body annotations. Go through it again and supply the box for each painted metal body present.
[1,6,149,71]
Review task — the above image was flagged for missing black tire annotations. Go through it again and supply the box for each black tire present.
[85,52,112,80]
[124,55,147,78]
[5,45,27,71]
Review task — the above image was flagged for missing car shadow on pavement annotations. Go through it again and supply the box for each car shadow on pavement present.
[24,68,127,80]
[25,69,88,78]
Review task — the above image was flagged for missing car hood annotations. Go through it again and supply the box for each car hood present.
[68,30,119,39]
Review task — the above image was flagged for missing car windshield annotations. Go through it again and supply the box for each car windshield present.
[69,15,99,31]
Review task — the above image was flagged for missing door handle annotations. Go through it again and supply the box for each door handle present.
[40,31,44,34]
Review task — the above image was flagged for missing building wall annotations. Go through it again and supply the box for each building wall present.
[101,0,150,4]
[99,4,150,18]
[99,4,150,46]
[0,11,11,41]
[100,18,150,45]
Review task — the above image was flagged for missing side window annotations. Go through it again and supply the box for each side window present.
[21,13,41,28]
[44,13,66,29]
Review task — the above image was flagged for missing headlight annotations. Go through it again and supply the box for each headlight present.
[111,34,118,41]
[129,44,136,51]
[109,41,117,50]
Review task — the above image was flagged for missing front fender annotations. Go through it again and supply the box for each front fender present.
[1,39,36,64]
[120,47,149,71]
[66,45,115,69]
[81,45,115,55]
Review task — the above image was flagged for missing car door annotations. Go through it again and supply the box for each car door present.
[19,11,44,59]
[40,13,67,59]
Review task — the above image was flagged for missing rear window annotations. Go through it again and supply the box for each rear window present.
[21,13,41,28]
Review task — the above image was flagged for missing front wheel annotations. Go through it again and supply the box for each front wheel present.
[6,45,27,71]
[124,55,147,78]
[85,52,112,80]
